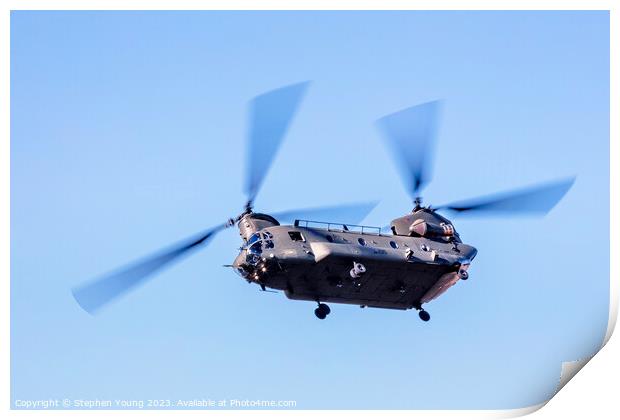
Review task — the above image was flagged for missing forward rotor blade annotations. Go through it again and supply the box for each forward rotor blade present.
[436,177,575,216]
[272,201,379,225]
[72,223,228,314]
[245,81,310,205]
[377,100,442,199]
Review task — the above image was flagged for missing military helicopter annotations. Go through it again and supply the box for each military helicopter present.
[72,82,575,322]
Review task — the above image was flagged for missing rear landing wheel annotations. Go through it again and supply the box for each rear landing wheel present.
[314,303,331,319]
[318,303,331,315]
[418,310,430,322]
[314,308,326,319]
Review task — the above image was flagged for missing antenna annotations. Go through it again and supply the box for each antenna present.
[413,196,423,211]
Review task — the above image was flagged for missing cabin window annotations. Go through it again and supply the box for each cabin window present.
[288,231,305,242]
[389,240,398,249]
[358,238,366,246]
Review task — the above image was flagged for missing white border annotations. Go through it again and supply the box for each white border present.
[2,1,616,419]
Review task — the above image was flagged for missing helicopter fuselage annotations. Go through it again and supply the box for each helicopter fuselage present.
[70,83,571,321]
[232,210,477,311]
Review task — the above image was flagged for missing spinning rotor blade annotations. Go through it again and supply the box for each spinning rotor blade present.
[72,223,228,314]
[436,177,575,216]
[272,201,379,225]
[245,81,310,205]
[377,100,442,199]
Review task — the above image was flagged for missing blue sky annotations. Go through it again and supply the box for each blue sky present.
[11,11,609,409]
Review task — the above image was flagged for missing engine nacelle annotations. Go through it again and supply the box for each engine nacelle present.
[409,219,454,238]
[390,208,460,242]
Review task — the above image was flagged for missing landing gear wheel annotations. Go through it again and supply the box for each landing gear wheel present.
[314,308,327,319]
[314,303,331,319]
[418,310,430,322]
[318,303,331,315]
[458,269,469,280]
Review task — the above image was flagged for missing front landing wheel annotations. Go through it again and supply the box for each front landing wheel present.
[418,310,430,322]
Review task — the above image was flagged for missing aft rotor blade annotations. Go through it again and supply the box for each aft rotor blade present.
[436,177,575,216]
[376,100,442,199]
[272,201,379,225]
[72,223,228,314]
[245,81,310,205]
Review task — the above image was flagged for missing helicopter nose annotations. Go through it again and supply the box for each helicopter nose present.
[468,246,478,261]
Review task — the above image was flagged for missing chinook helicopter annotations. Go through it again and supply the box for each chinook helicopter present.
[72,82,574,322]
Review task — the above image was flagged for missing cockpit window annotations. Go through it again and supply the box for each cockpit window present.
[245,230,275,260]
[246,253,260,265]
[248,233,261,246]
[249,241,262,255]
